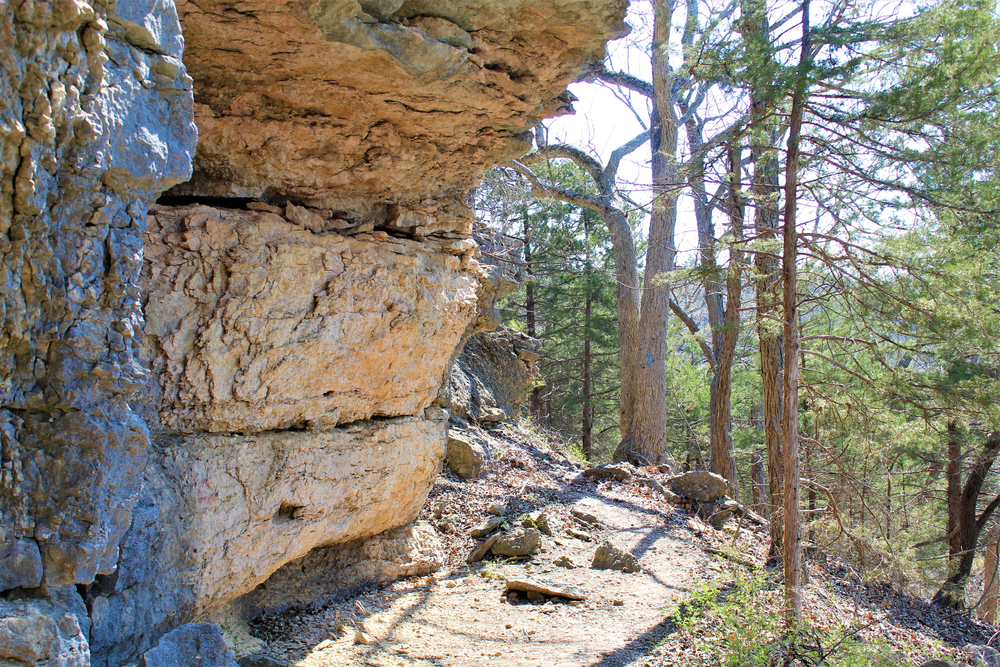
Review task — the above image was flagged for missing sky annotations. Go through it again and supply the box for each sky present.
[540,2,706,260]
[534,0,925,261]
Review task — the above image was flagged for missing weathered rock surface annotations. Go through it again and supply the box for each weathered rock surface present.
[491,528,541,557]
[470,516,505,538]
[592,541,640,574]
[467,533,502,563]
[446,428,492,479]
[667,471,730,503]
[583,463,636,483]
[236,522,442,618]
[141,204,478,433]
[0,0,631,662]
[504,577,586,601]
[88,415,444,665]
[0,0,196,592]
[0,589,90,667]
[443,326,541,423]
[142,623,237,667]
[171,0,629,210]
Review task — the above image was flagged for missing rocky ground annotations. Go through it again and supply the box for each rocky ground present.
[241,423,999,667]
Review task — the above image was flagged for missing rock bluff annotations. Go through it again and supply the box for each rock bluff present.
[0,0,628,663]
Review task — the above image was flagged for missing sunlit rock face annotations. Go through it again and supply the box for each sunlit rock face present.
[0,0,628,664]
[170,0,629,211]
[141,204,479,433]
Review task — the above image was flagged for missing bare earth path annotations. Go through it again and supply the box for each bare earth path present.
[247,429,743,667]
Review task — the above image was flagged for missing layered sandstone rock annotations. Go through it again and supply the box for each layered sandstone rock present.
[171,0,630,211]
[141,204,479,433]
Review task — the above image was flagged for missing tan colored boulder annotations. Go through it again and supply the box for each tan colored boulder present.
[491,528,541,557]
[446,431,491,479]
[592,541,640,574]
[667,471,730,503]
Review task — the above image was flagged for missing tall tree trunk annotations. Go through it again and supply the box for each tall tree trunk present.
[741,0,784,560]
[709,144,744,495]
[615,0,677,466]
[524,214,541,419]
[582,214,594,461]
[780,0,810,627]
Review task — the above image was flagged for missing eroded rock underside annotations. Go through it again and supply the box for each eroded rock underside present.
[0,0,628,664]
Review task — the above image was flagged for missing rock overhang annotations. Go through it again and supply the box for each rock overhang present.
[169,0,630,204]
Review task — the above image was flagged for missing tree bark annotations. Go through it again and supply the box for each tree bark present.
[709,144,744,496]
[934,433,1000,608]
[614,0,678,465]
[741,0,784,561]
[781,0,810,627]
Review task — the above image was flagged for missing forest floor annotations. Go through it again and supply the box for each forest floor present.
[246,423,998,667]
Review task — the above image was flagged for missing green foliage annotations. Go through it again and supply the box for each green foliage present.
[670,572,902,667]
[479,162,624,461]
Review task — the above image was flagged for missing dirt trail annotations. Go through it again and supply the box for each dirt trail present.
[249,429,751,667]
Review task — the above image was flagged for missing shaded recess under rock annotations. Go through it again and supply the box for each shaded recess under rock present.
[0,0,629,664]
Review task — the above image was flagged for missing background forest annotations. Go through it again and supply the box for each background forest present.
[474,0,1000,622]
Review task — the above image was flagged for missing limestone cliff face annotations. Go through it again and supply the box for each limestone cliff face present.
[0,0,627,664]
[0,0,196,591]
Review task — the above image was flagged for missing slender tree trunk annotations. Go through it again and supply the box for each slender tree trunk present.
[709,144,744,495]
[981,518,1000,623]
[582,214,594,461]
[781,0,810,626]
[752,448,767,515]
[741,0,784,560]
[524,214,541,419]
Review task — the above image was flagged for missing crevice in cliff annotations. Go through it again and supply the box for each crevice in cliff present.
[155,194,263,210]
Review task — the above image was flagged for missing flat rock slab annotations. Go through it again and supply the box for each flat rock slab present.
[470,516,504,538]
[582,463,635,482]
[504,577,586,601]
[467,534,502,563]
